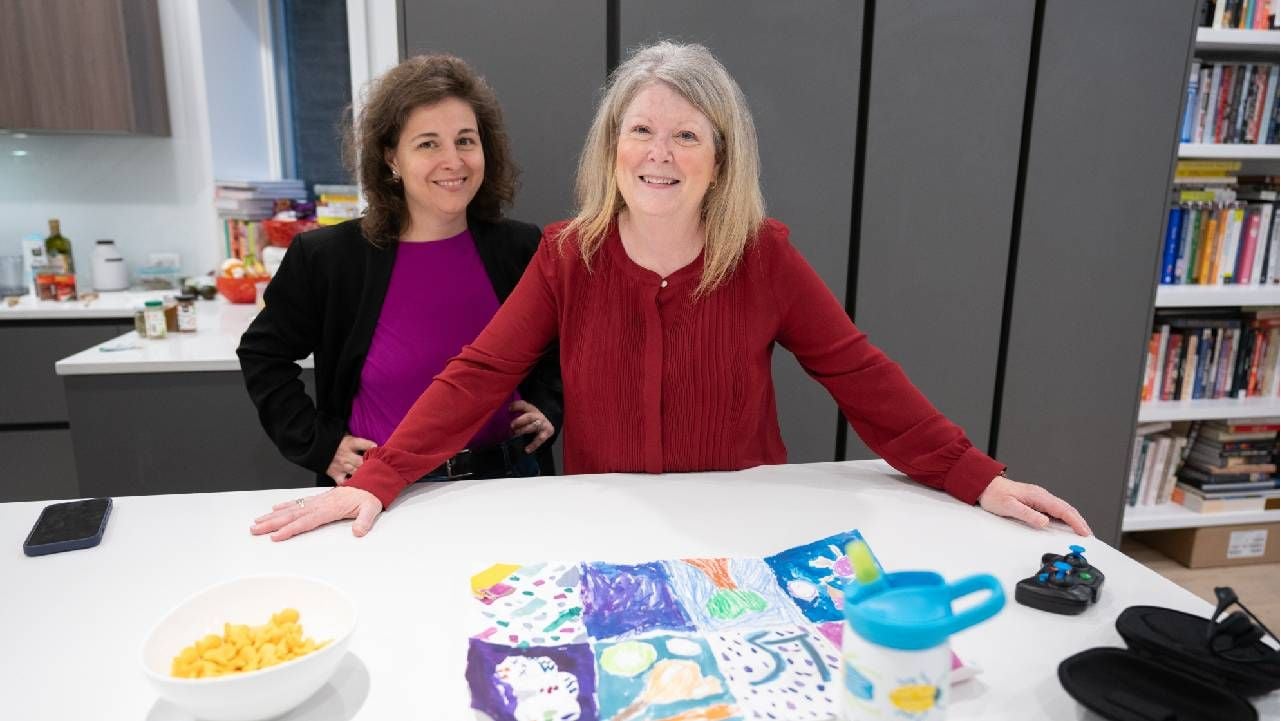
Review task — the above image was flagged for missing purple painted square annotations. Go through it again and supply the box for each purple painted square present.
[580,561,695,639]
[466,638,598,721]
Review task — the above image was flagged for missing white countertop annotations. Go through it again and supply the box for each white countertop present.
[0,289,174,320]
[54,297,313,375]
[2,460,1276,720]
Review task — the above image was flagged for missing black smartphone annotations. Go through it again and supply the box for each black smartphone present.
[22,498,113,557]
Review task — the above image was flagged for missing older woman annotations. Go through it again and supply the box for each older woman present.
[252,42,1090,541]
[238,54,562,504]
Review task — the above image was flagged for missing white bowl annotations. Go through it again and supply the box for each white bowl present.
[141,575,356,721]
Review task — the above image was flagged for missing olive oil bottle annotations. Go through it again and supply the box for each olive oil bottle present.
[44,218,74,273]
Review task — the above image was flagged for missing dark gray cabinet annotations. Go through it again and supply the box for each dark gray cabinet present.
[64,371,318,498]
[0,427,79,502]
[0,0,170,135]
[401,0,606,226]
[845,1,1035,461]
[0,319,131,502]
[994,0,1199,544]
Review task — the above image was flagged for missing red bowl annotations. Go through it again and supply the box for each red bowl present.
[216,275,265,304]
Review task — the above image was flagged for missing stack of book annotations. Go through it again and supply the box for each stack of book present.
[1140,308,1280,402]
[214,180,309,260]
[1179,62,1278,145]
[1171,419,1280,512]
[1197,0,1278,29]
[315,184,360,226]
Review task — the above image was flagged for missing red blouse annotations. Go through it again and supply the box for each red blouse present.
[349,219,1004,508]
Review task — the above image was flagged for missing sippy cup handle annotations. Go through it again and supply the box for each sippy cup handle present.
[943,574,1006,635]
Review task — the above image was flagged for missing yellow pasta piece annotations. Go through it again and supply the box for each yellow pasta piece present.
[169,608,330,679]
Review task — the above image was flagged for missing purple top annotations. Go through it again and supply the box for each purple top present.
[348,229,518,448]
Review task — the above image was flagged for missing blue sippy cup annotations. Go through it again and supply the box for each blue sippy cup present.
[840,541,1005,721]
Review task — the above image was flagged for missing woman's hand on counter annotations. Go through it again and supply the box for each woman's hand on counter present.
[327,434,377,484]
[978,474,1092,537]
[250,486,382,541]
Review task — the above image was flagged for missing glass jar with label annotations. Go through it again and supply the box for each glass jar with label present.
[143,299,167,338]
[35,270,57,300]
[133,304,148,336]
[176,294,198,332]
[163,296,178,332]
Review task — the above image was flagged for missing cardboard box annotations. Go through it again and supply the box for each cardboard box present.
[1135,522,1278,568]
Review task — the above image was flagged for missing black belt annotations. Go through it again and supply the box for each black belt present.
[425,436,531,481]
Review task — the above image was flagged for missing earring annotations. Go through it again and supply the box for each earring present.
[390,167,401,182]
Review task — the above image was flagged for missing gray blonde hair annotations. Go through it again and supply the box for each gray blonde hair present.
[559,41,766,295]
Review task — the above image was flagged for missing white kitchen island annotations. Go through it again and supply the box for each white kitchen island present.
[1,460,1276,720]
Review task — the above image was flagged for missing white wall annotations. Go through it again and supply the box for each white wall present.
[0,2,219,283]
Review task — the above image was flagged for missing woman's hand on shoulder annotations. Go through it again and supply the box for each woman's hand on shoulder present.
[249,486,383,541]
[978,475,1092,537]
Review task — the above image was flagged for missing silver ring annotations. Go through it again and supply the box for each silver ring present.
[295,498,305,509]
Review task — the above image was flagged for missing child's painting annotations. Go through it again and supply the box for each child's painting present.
[763,529,867,623]
[594,634,736,721]
[580,561,696,639]
[466,528,878,720]
[470,562,587,647]
[662,557,807,632]
[467,638,598,721]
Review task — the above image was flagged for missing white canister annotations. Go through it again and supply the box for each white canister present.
[841,623,952,721]
[92,239,129,291]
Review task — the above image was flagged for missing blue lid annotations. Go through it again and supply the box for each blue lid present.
[845,572,1006,650]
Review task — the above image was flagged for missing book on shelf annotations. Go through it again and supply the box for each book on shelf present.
[1140,309,1280,402]
[1186,444,1275,465]
[1199,419,1281,439]
[1172,483,1278,513]
[1180,62,1278,145]
[315,184,361,226]
[1127,426,1189,508]
[1199,0,1279,29]
[1159,199,1279,286]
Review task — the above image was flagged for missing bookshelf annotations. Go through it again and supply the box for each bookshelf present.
[1194,27,1281,51]
[1178,143,1280,159]
[1122,20,1279,535]
[1155,284,1279,307]
[1138,397,1280,422]
[1122,502,1278,532]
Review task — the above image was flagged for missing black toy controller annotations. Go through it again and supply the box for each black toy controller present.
[1015,544,1105,615]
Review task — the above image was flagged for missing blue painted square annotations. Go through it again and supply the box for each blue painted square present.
[580,561,695,639]
[763,529,867,623]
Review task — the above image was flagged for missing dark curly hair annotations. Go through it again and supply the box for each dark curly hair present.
[344,54,517,245]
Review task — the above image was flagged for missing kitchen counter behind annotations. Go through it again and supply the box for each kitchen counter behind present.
[0,290,172,320]
[55,297,314,375]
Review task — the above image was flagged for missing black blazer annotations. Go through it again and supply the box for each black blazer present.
[236,218,563,485]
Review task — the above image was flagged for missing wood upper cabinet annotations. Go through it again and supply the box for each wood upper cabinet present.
[0,0,169,135]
